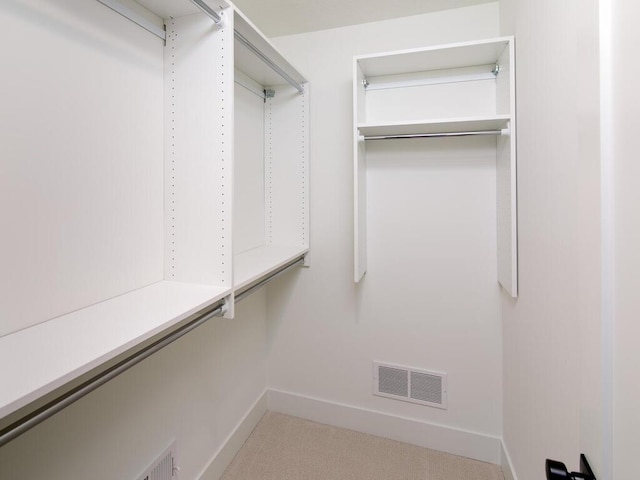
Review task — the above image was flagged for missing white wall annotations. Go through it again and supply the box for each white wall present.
[498,1,603,479]
[266,3,504,439]
[611,0,640,478]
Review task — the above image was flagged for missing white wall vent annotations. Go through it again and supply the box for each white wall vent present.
[137,441,178,480]
[373,362,447,409]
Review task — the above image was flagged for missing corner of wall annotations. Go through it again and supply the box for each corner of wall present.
[198,391,268,480]
[501,439,518,480]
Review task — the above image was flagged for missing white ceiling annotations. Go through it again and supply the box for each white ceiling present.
[231,0,496,37]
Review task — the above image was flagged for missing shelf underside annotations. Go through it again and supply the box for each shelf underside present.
[357,38,510,77]
[129,0,306,89]
[234,245,308,291]
[233,10,307,89]
[358,115,511,137]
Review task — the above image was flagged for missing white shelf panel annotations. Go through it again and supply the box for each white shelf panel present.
[234,245,308,290]
[0,281,230,419]
[234,8,307,88]
[357,37,511,78]
[358,115,511,137]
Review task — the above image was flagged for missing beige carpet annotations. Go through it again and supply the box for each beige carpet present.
[222,412,504,480]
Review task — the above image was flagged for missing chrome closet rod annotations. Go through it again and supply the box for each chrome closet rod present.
[188,0,223,25]
[95,0,305,94]
[0,301,225,448]
[96,0,222,41]
[96,0,167,40]
[235,256,306,302]
[364,130,503,140]
[234,31,305,94]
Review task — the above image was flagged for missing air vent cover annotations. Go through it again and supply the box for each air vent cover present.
[378,365,409,397]
[137,441,177,480]
[373,362,447,409]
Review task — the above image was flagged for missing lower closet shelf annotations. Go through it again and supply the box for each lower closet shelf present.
[0,281,230,420]
[234,245,309,291]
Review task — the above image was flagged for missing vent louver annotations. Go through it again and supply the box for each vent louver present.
[137,441,177,480]
[373,362,447,409]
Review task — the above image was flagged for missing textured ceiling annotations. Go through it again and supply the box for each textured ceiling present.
[231,0,496,37]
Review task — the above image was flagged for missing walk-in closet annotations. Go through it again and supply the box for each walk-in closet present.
[0,1,635,480]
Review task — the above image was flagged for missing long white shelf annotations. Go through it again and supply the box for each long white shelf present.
[357,114,511,137]
[357,37,511,78]
[0,281,230,419]
[233,8,307,88]
[234,245,308,291]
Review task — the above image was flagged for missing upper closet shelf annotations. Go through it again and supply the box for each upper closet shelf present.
[357,37,511,78]
[358,114,511,138]
[98,0,307,91]
[0,281,229,420]
[233,9,307,90]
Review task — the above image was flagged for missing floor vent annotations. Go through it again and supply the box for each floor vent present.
[137,441,177,480]
[373,362,447,409]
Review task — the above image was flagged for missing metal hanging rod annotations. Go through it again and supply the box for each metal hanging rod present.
[95,0,305,94]
[363,130,503,141]
[96,0,223,42]
[234,30,305,94]
[0,301,225,448]
[235,256,306,302]
[235,79,266,100]
[96,0,167,40]
[188,0,223,25]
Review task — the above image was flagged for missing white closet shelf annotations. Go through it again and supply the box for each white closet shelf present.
[121,0,307,89]
[234,9,307,89]
[234,245,309,290]
[357,115,511,137]
[0,281,230,419]
[357,37,511,78]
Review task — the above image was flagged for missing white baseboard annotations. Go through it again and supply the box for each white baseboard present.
[198,391,268,480]
[501,440,517,480]
[267,389,502,465]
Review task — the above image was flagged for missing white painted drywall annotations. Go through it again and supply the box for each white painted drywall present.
[234,83,266,254]
[611,0,640,478]
[498,1,604,479]
[266,4,504,438]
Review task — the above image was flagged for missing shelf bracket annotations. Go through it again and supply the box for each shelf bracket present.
[492,64,501,77]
